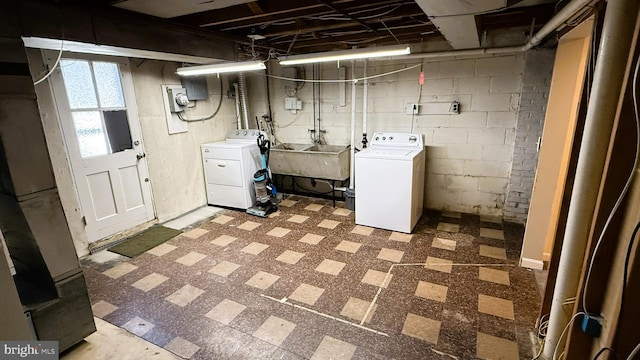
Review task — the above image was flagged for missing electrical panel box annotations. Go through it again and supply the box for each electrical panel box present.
[181,76,209,100]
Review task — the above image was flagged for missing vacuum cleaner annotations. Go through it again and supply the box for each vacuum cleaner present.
[247,133,277,218]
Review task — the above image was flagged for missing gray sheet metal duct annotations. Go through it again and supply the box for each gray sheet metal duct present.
[390,0,596,61]
[238,72,250,130]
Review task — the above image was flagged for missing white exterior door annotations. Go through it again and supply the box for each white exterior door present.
[50,56,154,243]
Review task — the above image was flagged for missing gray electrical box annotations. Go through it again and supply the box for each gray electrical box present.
[181,76,209,100]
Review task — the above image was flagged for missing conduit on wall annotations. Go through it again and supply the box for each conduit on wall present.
[349,60,356,191]
[362,59,368,149]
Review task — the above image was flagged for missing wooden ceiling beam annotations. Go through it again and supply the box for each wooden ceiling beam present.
[246,1,264,15]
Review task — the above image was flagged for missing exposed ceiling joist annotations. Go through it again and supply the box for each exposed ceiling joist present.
[95,0,558,56]
[315,0,380,34]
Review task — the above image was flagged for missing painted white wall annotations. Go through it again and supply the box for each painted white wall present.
[130,60,238,223]
[250,55,527,216]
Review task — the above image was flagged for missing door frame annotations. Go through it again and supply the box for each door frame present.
[47,53,155,244]
[519,19,594,269]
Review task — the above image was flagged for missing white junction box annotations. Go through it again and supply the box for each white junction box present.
[405,103,420,115]
[285,97,302,110]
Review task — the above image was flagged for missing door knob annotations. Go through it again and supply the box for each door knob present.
[136,153,146,160]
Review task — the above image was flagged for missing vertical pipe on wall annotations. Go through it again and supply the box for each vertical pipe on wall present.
[543,0,640,358]
[349,60,356,190]
[238,73,250,130]
[318,63,323,144]
[312,64,318,143]
[362,59,368,148]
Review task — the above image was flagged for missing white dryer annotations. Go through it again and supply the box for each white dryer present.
[355,132,425,233]
[201,130,266,209]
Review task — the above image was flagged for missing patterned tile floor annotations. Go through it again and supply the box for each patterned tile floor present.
[82,195,543,360]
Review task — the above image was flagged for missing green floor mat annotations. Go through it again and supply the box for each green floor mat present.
[108,225,182,258]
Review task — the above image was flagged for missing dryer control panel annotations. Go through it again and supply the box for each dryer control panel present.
[369,132,424,148]
[226,129,269,142]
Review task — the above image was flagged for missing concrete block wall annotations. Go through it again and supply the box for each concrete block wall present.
[504,49,556,223]
[251,53,554,216]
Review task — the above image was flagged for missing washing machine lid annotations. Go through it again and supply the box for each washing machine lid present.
[356,147,422,160]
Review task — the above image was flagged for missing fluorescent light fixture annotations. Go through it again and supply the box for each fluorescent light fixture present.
[279,44,411,65]
[176,60,266,76]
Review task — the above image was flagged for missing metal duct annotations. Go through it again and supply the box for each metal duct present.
[391,0,595,61]
[414,0,507,49]
[233,82,242,130]
[238,72,250,130]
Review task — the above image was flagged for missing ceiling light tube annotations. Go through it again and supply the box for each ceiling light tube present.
[176,60,266,76]
[279,44,410,65]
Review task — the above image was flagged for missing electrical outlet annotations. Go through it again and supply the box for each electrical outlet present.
[449,101,460,114]
[405,103,420,115]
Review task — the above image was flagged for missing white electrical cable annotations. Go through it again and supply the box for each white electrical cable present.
[260,63,421,84]
[533,316,550,359]
[33,41,64,86]
[627,342,640,360]
[581,48,640,315]
[553,312,585,360]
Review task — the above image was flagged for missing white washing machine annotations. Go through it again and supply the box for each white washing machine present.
[201,130,266,209]
[355,132,425,233]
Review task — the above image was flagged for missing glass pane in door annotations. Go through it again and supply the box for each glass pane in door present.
[72,111,109,158]
[60,60,98,109]
[103,110,132,153]
[93,62,125,108]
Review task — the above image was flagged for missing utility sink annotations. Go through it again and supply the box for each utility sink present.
[270,143,350,181]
